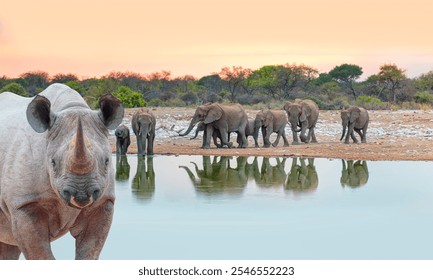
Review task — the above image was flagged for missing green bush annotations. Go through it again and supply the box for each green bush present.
[114,86,146,108]
[414,91,433,104]
[356,95,389,110]
[0,82,28,97]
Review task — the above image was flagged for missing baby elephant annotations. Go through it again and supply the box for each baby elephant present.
[340,106,369,144]
[115,124,131,155]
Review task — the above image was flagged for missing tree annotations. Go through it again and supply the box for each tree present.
[376,64,407,102]
[414,70,433,91]
[51,73,79,84]
[19,71,50,96]
[250,65,281,99]
[217,66,251,102]
[0,82,28,97]
[114,86,146,108]
[250,64,318,99]
[329,64,363,98]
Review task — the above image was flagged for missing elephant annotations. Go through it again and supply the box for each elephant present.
[115,155,130,182]
[240,119,259,148]
[285,158,318,194]
[115,124,131,156]
[179,156,248,195]
[340,106,369,144]
[131,156,155,200]
[132,109,156,156]
[254,109,289,148]
[283,99,319,144]
[0,83,123,259]
[178,103,248,149]
[340,160,369,188]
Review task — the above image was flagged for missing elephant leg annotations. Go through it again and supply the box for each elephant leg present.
[116,139,121,156]
[290,125,300,145]
[203,125,214,149]
[263,126,272,148]
[354,128,363,144]
[202,129,207,148]
[147,134,155,155]
[345,123,355,144]
[212,132,221,148]
[122,140,128,155]
[281,130,290,146]
[236,132,242,148]
[238,124,248,148]
[361,123,368,143]
[136,136,144,155]
[0,242,21,260]
[310,128,318,143]
[219,127,232,148]
[350,130,359,143]
[272,129,282,147]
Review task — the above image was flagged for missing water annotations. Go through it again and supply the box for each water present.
[50,155,433,260]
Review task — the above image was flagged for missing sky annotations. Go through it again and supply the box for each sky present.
[1,0,433,80]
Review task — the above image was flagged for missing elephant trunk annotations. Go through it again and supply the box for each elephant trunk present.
[290,118,302,133]
[138,126,149,156]
[179,118,199,136]
[190,129,199,140]
[340,121,348,141]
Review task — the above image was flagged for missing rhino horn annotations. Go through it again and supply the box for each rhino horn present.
[69,117,93,175]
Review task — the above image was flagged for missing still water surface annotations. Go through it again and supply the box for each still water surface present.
[51,155,433,260]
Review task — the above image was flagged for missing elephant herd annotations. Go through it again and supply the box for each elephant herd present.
[115,99,370,156]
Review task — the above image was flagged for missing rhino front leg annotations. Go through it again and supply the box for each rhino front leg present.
[71,200,114,260]
[0,242,21,260]
[12,205,55,259]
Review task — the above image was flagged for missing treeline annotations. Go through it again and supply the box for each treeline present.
[2,63,433,110]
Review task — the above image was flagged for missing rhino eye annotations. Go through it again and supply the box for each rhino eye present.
[105,158,110,167]
[51,159,56,168]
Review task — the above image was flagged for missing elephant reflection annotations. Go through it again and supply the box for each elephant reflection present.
[251,157,287,188]
[131,156,155,199]
[115,155,130,182]
[340,160,369,188]
[179,156,248,195]
[285,158,318,194]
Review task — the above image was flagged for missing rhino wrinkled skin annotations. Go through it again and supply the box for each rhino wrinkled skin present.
[0,84,124,259]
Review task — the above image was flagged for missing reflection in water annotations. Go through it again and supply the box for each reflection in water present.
[115,155,130,182]
[340,160,369,188]
[285,158,318,194]
[179,156,248,195]
[131,156,155,200]
[252,157,287,188]
[180,156,319,194]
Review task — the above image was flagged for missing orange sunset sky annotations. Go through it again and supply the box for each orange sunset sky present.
[1,0,433,79]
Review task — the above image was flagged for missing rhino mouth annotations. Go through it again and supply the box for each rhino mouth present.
[69,196,94,209]
[61,188,100,209]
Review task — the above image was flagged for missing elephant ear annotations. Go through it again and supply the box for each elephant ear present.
[264,111,273,127]
[204,105,223,124]
[283,101,292,112]
[350,107,361,123]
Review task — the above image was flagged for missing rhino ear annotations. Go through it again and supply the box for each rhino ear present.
[98,94,124,130]
[26,95,57,133]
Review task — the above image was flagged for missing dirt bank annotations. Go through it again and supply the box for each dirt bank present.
[110,107,433,161]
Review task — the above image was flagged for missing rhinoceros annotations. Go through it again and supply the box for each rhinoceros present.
[0,83,124,259]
